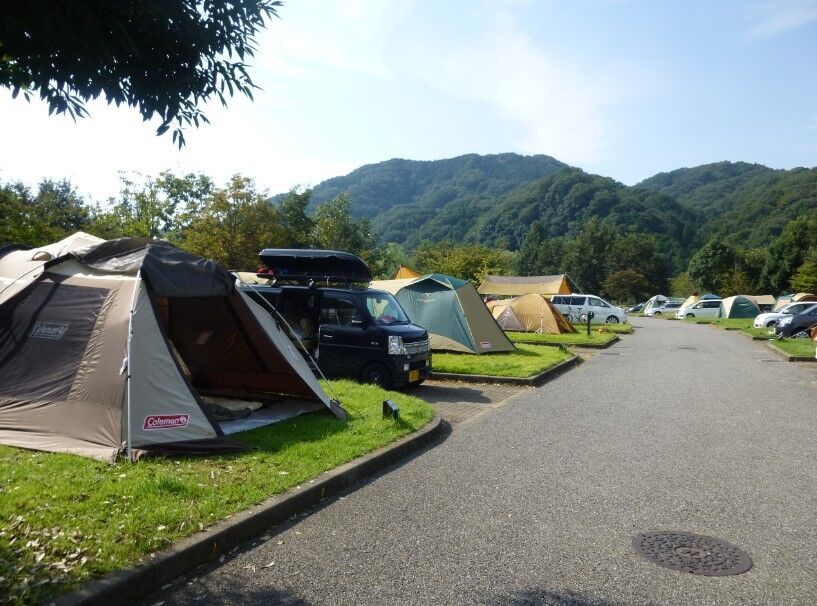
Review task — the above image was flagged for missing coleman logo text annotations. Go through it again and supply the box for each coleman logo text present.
[29,322,69,340]
[143,414,189,430]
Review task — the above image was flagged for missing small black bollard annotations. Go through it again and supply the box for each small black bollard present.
[586,310,595,336]
[383,399,400,420]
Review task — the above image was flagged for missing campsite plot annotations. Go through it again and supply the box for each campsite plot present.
[770,338,817,359]
[431,343,573,378]
[506,330,618,348]
[0,381,433,605]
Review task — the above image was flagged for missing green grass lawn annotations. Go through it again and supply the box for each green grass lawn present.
[507,330,618,347]
[772,338,817,358]
[569,322,634,334]
[0,381,434,605]
[742,326,774,338]
[432,343,573,377]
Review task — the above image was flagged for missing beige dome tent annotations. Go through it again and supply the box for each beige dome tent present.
[491,293,576,334]
[0,237,345,462]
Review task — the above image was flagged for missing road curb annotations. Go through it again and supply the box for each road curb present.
[430,353,580,386]
[766,342,817,363]
[738,331,773,341]
[512,335,620,349]
[56,414,445,606]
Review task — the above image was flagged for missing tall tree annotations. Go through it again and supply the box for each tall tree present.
[277,189,315,248]
[760,214,817,292]
[789,251,817,294]
[312,194,377,256]
[561,218,618,293]
[687,239,737,293]
[1,1,280,145]
[601,269,652,304]
[605,232,668,293]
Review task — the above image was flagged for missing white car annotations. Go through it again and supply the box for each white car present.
[675,299,722,319]
[754,301,817,328]
[550,294,628,324]
[644,301,683,316]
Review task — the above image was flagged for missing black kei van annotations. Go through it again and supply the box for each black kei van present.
[240,249,431,388]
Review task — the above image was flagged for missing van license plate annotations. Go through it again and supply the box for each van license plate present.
[408,369,419,382]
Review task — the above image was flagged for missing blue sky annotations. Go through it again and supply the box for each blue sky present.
[1,0,815,201]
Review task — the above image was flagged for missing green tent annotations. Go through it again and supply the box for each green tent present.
[370,274,515,354]
[717,295,761,319]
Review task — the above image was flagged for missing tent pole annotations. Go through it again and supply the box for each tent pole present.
[125,272,141,462]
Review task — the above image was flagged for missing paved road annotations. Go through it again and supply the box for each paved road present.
[149,319,817,605]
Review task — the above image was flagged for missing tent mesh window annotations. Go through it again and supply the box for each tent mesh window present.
[0,281,109,399]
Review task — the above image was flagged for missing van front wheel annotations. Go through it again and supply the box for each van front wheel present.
[361,363,393,389]
[606,316,619,324]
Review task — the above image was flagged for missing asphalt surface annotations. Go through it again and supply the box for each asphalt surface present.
[148,318,817,606]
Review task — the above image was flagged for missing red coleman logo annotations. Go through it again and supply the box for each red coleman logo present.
[143,414,189,430]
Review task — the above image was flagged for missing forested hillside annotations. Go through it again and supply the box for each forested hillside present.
[638,161,817,246]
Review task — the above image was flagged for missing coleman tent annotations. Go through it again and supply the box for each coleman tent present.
[717,295,760,319]
[477,274,575,297]
[371,274,514,354]
[0,231,104,305]
[491,294,576,334]
[0,237,345,462]
[772,293,817,311]
[392,264,422,280]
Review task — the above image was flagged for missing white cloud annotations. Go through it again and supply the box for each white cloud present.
[749,0,817,36]
[415,30,623,165]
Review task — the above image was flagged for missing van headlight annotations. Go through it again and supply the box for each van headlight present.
[778,317,792,326]
[388,335,407,355]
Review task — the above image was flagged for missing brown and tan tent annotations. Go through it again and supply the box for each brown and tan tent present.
[392,264,422,280]
[477,274,575,297]
[772,292,817,311]
[491,293,576,334]
[0,237,345,462]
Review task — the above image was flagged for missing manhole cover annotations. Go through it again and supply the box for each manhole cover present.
[633,532,752,576]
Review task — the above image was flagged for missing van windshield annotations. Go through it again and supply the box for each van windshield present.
[364,293,410,325]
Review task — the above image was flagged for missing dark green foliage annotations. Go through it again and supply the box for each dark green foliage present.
[640,162,817,248]
[602,270,653,304]
[759,213,817,292]
[411,240,516,285]
[518,222,566,276]
[687,240,738,293]
[0,1,280,146]
[0,179,89,246]
[277,189,315,248]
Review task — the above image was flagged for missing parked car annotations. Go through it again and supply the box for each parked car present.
[241,249,431,389]
[550,294,628,324]
[754,301,817,328]
[675,298,722,319]
[644,301,683,316]
[774,303,817,338]
[629,302,645,313]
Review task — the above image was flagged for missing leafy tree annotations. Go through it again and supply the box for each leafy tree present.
[760,214,817,292]
[312,194,376,256]
[687,239,736,292]
[412,240,515,285]
[277,189,315,248]
[518,221,566,275]
[789,251,817,293]
[605,232,668,293]
[561,218,618,293]
[368,242,410,279]
[1,1,280,145]
[601,270,652,304]
[718,267,754,297]
[669,273,696,297]
[0,179,90,246]
[182,175,285,269]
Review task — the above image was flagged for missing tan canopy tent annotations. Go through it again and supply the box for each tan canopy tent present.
[371,273,514,353]
[477,274,575,297]
[745,294,776,311]
[0,237,345,462]
[772,293,817,311]
[490,294,576,334]
[392,264,422,280]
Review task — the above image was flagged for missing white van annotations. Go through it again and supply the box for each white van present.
[675,299,722,319]
[550,294,628,324]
